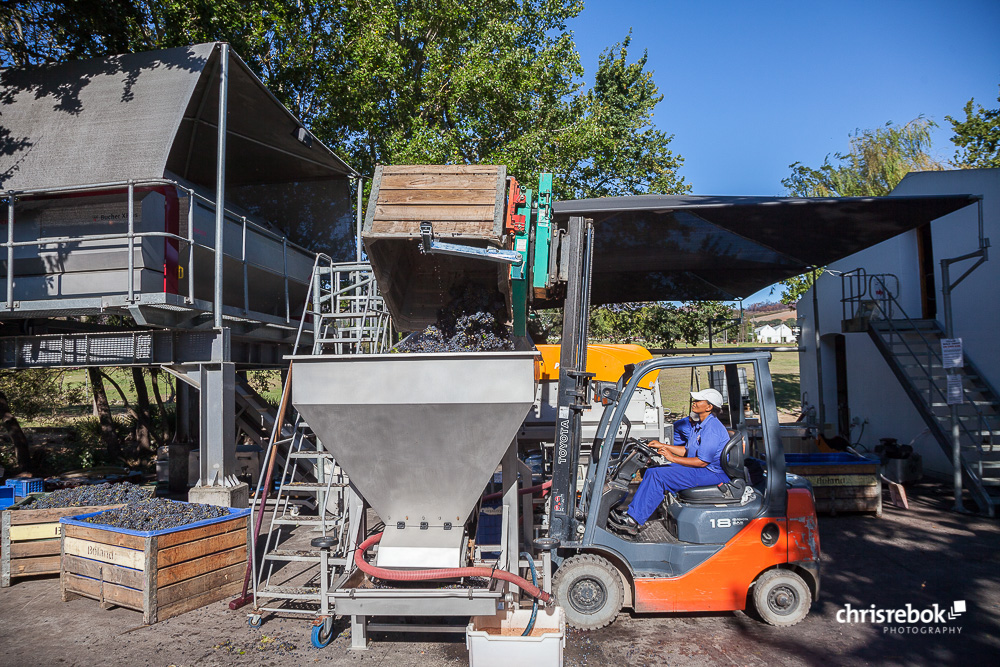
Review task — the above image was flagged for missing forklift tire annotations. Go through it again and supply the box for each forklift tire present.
[751,569,812,627]
[552,554,624,630]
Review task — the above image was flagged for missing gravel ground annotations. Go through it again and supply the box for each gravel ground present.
[1,481,998,666]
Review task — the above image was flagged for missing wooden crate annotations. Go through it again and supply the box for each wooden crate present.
[60,506,250,624]
[786,453,882,516]
[1,503,122,587]
[362,164,510,331]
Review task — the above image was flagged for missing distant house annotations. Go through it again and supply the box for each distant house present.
[755,323,795,343]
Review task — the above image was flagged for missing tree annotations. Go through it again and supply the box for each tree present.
[779,271,819,305]
[88,367,121,460]
[588,301,738,348]
[779,117,943,301]
[0,369,82,469]
[782,117,942,198]
[946,85,1000,169]
[0,2,688,206]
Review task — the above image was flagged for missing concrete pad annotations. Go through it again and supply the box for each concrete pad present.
[188,482,249,508]
[1,481,998,665]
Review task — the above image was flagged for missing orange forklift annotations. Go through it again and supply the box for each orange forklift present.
[537,215,820,629]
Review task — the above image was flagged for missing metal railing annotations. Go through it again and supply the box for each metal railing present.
[2,178,316,327]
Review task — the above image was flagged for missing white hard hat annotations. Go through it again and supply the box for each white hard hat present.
[691,388,724,408]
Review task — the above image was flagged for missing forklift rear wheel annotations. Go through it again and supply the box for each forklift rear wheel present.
[552,554,624,630]
[752,569,812,626]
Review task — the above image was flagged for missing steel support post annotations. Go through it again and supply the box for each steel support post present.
[197,362,236,487]
[213,43,229,328]
[350,615,369,650]
[812,267,825,431]
[356,177,364,262]
[6,196,14,310]
[502,439,520,575]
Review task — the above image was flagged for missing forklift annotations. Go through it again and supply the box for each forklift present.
[360,168,821,632]
[539,215,820,629]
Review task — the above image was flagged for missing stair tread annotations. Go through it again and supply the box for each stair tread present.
[273,515,346,526]
[257,585,320,598]
[263,549,322,561]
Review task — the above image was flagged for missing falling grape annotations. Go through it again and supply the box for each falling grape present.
[396,282,514,353]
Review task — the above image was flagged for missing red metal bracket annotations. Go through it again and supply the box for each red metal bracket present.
[505,177,526,234]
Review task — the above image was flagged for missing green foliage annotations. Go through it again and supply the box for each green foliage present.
[1,1,688,203]
[782,117,942,197]
[72,414,133,448]
[779,271,822,305]
[588,301,738,348]
[0,369,83,421]
[946,85,1000,169]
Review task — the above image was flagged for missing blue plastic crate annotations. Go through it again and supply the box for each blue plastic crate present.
[0,486,14,510]
[6,478,43,497]
[785,453,878,466]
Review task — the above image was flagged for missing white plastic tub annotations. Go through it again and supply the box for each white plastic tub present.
[467,606,566,667]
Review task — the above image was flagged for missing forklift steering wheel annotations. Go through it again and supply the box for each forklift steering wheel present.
[628,438,658,460]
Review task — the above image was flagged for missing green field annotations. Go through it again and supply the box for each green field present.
[654,344,800,421]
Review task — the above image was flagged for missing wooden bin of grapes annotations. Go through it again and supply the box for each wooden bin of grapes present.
[1,500,123,587]
[59,502,250,624]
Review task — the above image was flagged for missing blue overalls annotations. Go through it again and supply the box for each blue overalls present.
[627,413,731,524]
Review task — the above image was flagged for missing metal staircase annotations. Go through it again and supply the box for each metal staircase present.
[247,256,390,623]
[842,271,1000,515]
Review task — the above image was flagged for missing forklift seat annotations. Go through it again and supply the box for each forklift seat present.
[676,428,750,505]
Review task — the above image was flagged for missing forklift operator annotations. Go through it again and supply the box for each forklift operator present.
[610,388,730,535]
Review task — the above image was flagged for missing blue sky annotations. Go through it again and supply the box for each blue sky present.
[570,1,1000,303]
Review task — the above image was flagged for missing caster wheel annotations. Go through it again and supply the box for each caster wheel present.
[311,619,334,648]
[247,614,262,629]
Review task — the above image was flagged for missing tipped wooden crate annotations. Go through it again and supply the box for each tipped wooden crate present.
[362,164,511,331]
[1,502,123,587]
[59,506,250,624]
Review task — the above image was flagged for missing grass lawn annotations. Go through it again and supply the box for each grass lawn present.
[652,344,801,421]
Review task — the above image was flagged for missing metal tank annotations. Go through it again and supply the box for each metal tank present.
[290,351,537,568]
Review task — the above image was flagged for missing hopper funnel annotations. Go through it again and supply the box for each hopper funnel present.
[290,352,537,567]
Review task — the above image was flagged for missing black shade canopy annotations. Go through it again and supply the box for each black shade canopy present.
[552,194,977,304]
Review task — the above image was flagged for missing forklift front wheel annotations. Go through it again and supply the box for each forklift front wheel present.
[751,569,812,626]
[552,554,624,630]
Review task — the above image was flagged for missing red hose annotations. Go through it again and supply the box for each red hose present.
[353,532,551,603]
[482,480,552,502]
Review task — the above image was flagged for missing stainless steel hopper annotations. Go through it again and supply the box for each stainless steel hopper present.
[290,351,537,568]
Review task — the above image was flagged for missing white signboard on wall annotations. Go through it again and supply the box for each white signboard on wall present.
[941,338,963,369]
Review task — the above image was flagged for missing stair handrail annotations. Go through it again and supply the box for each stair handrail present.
[840,267,868,323]
[866,274,990,462]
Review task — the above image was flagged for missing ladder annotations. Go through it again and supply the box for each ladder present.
[247,256,391,622]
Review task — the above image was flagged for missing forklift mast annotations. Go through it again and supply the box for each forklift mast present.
[547,215,595,544]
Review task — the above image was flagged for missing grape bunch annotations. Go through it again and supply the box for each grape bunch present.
[396,282,514,353]
[17,482,153,510]
[81,498,229,531]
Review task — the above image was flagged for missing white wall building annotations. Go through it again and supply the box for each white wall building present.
[798,169,999,489]
[755,323,796,343]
